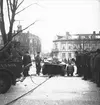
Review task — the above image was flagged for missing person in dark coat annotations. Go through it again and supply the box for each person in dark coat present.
[80,52,86,79]
[23,51,32,77]
[94,49,100,87]
[66,62,74,76]
[75,51,82,76]
[86,52,92,80]
[90,51,98,82]
[35,52,42,76]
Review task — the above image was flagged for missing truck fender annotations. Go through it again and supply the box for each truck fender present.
[0,68,16,85]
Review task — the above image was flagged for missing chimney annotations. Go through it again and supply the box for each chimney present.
[66,32,70,35]
[93,31,96,35]
[99,31,100,35]
[66,32,70,39]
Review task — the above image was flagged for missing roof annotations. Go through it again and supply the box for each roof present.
[53,33,100,42]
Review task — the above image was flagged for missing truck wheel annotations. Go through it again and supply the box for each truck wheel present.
[71,73,73,76]
[67,73,69,76]
[0,72,12,94]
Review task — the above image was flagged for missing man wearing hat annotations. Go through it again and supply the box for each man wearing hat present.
[23,51,32,77]
[35,52,42,76]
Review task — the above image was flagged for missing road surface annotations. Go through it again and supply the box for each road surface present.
[9,76,100,105]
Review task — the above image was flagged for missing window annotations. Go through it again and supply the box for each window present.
[62,53,66,58]
[61,41,66,44]
[68,53,71,58]
[61,43,66,50]
[55,43,58,49]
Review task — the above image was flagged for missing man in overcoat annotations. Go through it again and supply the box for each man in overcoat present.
[23,51,31,77]
[35,52,42,76]
[75,51,82,77]
[94,49,100,87]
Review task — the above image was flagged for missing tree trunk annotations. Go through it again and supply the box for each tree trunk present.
[0,0,8,45]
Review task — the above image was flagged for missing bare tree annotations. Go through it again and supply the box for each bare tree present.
[0,0,38,51]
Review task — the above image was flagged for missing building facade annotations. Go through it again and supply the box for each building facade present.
[53,31,100,60]
[13,24,41,55]
[0,24,41,54]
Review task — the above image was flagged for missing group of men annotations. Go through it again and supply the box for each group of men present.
[2,42,100,88]
[0,43,42,78]
[22,51,42,77]
[75,49,100,87]
[22,49,100,88]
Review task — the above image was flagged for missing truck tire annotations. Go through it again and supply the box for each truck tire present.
[0,72,12,94]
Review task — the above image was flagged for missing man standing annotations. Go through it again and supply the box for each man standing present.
[23,51,31,77]
[35,52,42,76]
[94,49,100,87]
[75,51,82,77]
[66,62,74,76]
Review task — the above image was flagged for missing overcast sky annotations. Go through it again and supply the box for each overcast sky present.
[14,0,100,53]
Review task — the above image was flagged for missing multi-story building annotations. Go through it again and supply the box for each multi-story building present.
[52,31,100,60]
[0,23,41,54]
[28,32,41,55]
[13,24,41,55]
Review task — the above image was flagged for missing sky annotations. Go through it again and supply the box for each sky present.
[13,0,100,53]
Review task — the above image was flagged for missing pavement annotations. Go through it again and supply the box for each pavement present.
[12,76,100,105]
[0,63,100,105]
[0,64,48,105]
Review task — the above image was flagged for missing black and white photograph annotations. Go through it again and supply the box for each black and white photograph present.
[0,0,100,105]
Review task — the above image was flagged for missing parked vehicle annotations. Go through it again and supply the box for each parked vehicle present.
[0,61,23,94]
[42,62,66,76]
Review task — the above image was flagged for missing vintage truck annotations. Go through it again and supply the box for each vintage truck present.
[0,61,23,94]
[42,62,66,76]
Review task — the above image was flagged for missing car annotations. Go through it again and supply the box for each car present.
[42,62,66,76]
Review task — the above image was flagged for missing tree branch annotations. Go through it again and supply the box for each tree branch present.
[9,0,13,12]
[0,20,39,52]
[8,0,18,41]
[15,0,19,10]
[6,0,11,24]
[13,0,16,11]
[15,0,19,6]
[16,0,24,9]
[0,0,7,44]
[16,3,38,15]
[12,20,38,38]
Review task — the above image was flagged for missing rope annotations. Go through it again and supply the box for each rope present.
[29,75,38,85]
[5,77,50,105]
[19,62,39,85]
